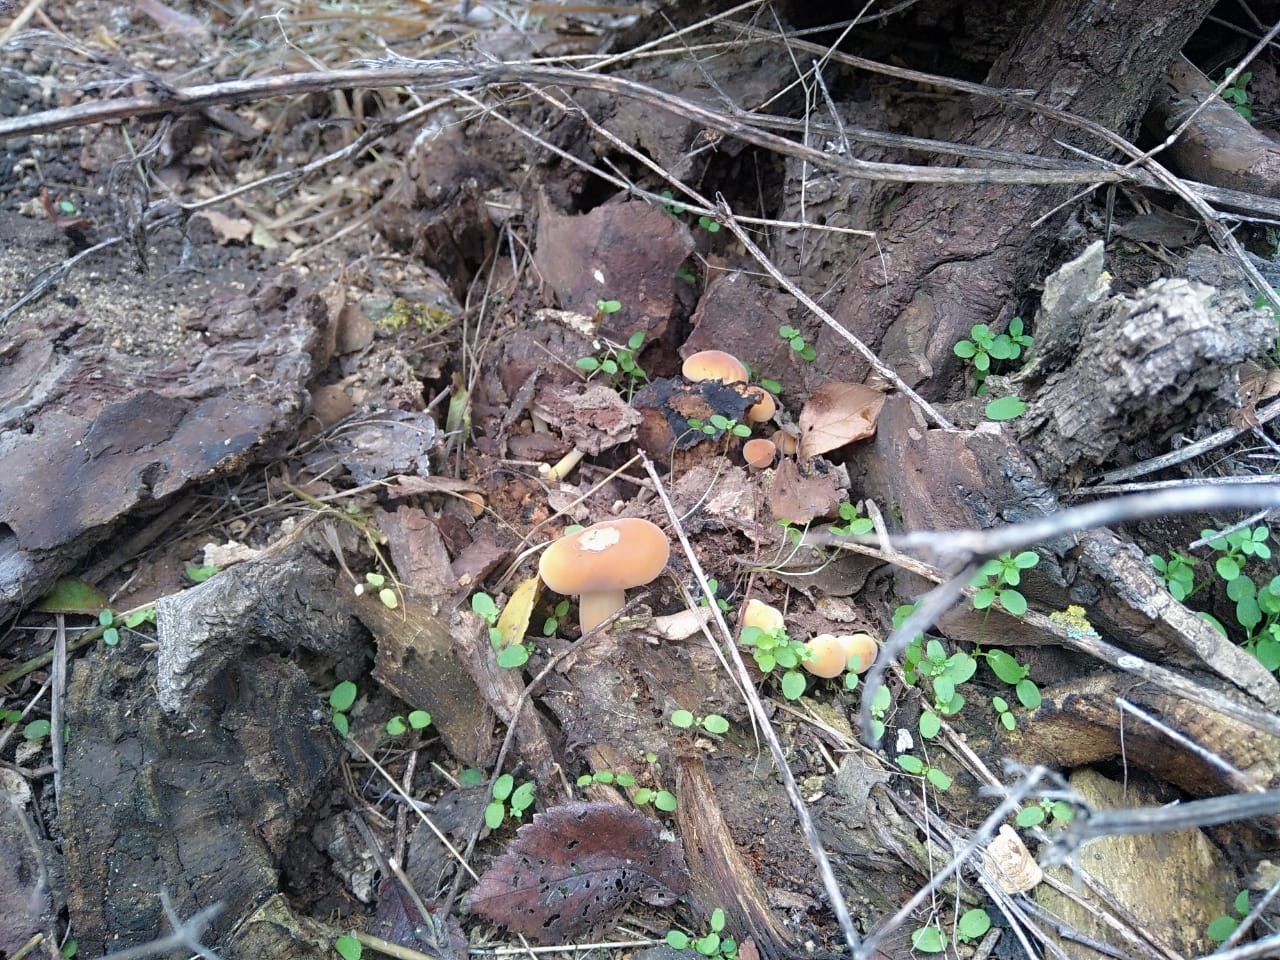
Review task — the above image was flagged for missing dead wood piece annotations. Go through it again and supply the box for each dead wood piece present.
[62,644,337,954]
[859,396,1280,693]
[376,505,460,601]
[674,750,797,960]
[631,376,754,463]
[0,271,328,623]
[1146,56,1280,201]
[1018,268,1275,484]
[378,125,505,303]
[449,610,563,795]
[224,892,347,959]
[815,0,1216,398]
[532,380,641,455]
[532,199,693,346]
[361,590,496,768]
[1035,769,1235,958]
[1001,672,1280,802]
[154,545,365,716]
[0,770,63,954]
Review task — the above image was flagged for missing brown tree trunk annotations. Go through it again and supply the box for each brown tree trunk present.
[817,0,1218,398]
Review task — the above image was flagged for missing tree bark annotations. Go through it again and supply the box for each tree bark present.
[817,0,1218,398]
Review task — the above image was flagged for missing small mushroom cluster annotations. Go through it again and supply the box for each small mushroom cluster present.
[741,597,879,679]
[681,349,791,470]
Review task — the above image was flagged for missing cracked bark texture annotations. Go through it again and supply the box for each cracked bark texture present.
[813,0,1217,398]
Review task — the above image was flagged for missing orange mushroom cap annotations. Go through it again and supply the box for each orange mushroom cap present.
[744,385,776,423]
[742,438,777,469]
[740,598,785,635]
[838,633,879,674]
[539,518,670,594]
[802,634,849,678]
[682,350,748,384]
[771,427,799,457]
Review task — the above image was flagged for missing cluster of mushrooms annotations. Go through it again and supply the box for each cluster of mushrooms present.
[679,349,798,469]
[537,520,878,679]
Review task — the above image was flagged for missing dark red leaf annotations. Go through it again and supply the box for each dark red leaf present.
[467,802,690,942]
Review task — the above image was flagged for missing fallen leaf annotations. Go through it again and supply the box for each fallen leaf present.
[467,802,690,942]
[767,457,843,525]
[199,210,253,245]
[34,578,109,615]
[798,383,885,459]
[533,381,641,455]
[498,575,541,648]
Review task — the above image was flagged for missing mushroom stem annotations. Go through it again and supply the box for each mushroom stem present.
[540,447,585,482]
[579,589,627,633]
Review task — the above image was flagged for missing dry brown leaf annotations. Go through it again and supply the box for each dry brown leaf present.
[198,210,253,245]
[797,382,885,459]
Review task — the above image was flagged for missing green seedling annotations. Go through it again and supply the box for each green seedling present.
[1015,797,1074,829]
[699,578,731,613]
[576,331,649,399]
[981,648,1042,711]
[971,550,1040,616]
[580,769,678,812]
[984,394,1027,421]
[865,682,891,740]
[676,264,697,283]
[542,599,571,636]
[386,710,432,737]
[459,767,485,787]
[671,710,729,734]
[185,564,219,583]
[472,592,529,669]
[356,571,398,609]
[668,908,738,959]
[1150,549,1196,601]
[1208,890,1252,942]
[633,786,678,812]
[739,625,811,701]
[577,769,637,789]
[23,718,52,742]
[329,680,358,736]
[1221,70,1254,121]
[660,190,686,215]
[954,317,1032,391]
[896,752,952,791]
[955,908,992,944]
[904,637,976,716]
[697,215,721,234]
[778,325,816,362]
[485,773,535,829]
[832,501,873,537]
[595,298,622,315]
[335,932,362,960]
[60,939,77,959]
[686,414,752,439]
[98,609,120,647]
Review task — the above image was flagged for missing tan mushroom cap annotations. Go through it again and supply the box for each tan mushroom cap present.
[742,438,777,469]
[741,598,785,634]
[538,518,671,594]
[682,350,748,384]
[803,634,851,678]
[744,385,776,423]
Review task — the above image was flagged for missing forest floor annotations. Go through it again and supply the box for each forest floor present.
[3,2,1280,960]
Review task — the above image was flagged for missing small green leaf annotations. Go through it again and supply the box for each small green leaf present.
[23,718,51,741]
[655,790,677,812]
[702,714,730,735]
[484,801,506,830]
[911,925,945,952]
[987,650,1026,684]
[386,716,407,736]
[36,578,110,615]
[186,564,219,583]
[984,395,1027,420]
[668,932,691,950]
[332,713,349,736]
[616,773,636,787]
[672,710,695,728]
[335,933,363,960]
[926,767,952,790]
[781,671,807,700]
[471,593,499,623]
[958,907,991,939]
[1016,678,1041,709]
[459,767,484,787]
[953,340,977,358]
[492,773,514,801]
[408,710,432,729]
[710,909,726,932]
[497,645,530,669]
[379,588,398,609]
[919,711,941,738]
[577,357,601,371]
[1207,916,1240,942]
[103,627,120,646]
[1016,805,1046,827]
[999,589,1028,616]
[1217,556,1241,581]
[1235,890,1252,915]
[61,939,77,959]
[330,681,358,712]
[1000,711,1016,731]
[897,754,924,774]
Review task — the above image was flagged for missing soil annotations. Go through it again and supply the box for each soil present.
[3,1,1280,959]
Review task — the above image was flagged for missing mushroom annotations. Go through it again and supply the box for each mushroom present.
[743,385,775,423]
[801,634,850,678]
[771,426,800,457]
[682,349,748,384]
[538,518,670,633]
[802,632,880,677]
[840,633,879,674]
[740,598,785,634]
[742,437,777,470]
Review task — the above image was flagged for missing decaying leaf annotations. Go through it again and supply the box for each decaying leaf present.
[767,457,843,525]
[1231,361,1280,429]
[199,209,253,244]
[533,381,642,455]
[467,802,690,942]
[373,876,468,959]
[797,382,885,459]
[498,575,541,648]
